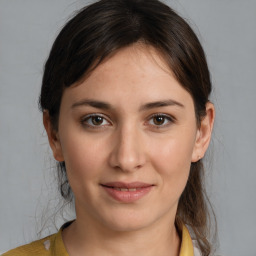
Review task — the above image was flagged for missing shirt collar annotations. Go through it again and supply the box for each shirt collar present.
[179,224,194,256]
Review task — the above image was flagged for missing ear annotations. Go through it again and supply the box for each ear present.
[191,102,215,162]
[43,111,64,162]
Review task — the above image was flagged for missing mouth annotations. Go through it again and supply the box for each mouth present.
[105,187,140,192]
[100,182,154,203]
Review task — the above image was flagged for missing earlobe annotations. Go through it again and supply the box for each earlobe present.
[43,111,64,162]
[192,102,215,162]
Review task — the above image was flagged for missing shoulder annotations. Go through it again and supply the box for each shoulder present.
[2,221,72,256]
[2,234,56,256]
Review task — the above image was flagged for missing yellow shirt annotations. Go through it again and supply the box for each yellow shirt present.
[2,223,196,256]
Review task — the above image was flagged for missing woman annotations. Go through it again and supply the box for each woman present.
[3,0,215,255]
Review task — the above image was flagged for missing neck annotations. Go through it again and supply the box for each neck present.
[62,214,181,256]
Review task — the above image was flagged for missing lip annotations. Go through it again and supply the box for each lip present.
[101,182,154,203]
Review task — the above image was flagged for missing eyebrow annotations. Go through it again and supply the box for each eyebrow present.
[71,99,184,111]
[72,99,112,110]
[139,99,184,111]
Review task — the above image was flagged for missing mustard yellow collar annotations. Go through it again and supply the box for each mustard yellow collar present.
[179,224,194,256]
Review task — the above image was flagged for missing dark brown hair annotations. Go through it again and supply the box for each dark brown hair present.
[39,0,215,255]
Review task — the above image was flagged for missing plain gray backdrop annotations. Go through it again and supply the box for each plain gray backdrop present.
[0,1,256,255]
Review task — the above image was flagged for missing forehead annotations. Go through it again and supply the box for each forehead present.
[62,44,194,110]
[92,44,173,82]
[72,44,173,87]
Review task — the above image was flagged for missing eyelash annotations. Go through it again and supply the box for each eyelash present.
[147,113,175,128]
[81,114,111,129]
[80,113,175,129]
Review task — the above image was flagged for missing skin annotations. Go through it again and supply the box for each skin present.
[44,44,215,256]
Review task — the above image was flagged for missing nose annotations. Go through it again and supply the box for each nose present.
[109,124,146,172]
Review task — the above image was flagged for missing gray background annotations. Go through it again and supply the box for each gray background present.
[0,1,256,255]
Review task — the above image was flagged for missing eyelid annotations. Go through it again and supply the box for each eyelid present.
[146,113,175,127]
[81,113,112,128]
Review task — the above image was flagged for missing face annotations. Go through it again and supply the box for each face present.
[45,45,214,232]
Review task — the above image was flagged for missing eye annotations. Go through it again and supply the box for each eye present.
[148,114,174,127]
[81,114,110,128]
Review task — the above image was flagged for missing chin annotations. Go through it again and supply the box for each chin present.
[98,208,160,232]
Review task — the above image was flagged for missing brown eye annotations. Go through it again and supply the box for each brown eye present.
[148,114,174,127]
[91,116,104,125]
[82,114,110,128]
[153,116,165,125]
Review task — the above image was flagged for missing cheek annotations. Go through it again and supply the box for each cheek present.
[149,133,195,194]
[59,132,107,189]
[150,133,195,171]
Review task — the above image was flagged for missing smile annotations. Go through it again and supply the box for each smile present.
[101,182,154,203]
[112,187,138,191]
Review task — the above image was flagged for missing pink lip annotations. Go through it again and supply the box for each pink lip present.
[101,182,154,203]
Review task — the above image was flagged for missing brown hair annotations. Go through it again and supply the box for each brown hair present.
[39,0,216,255]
